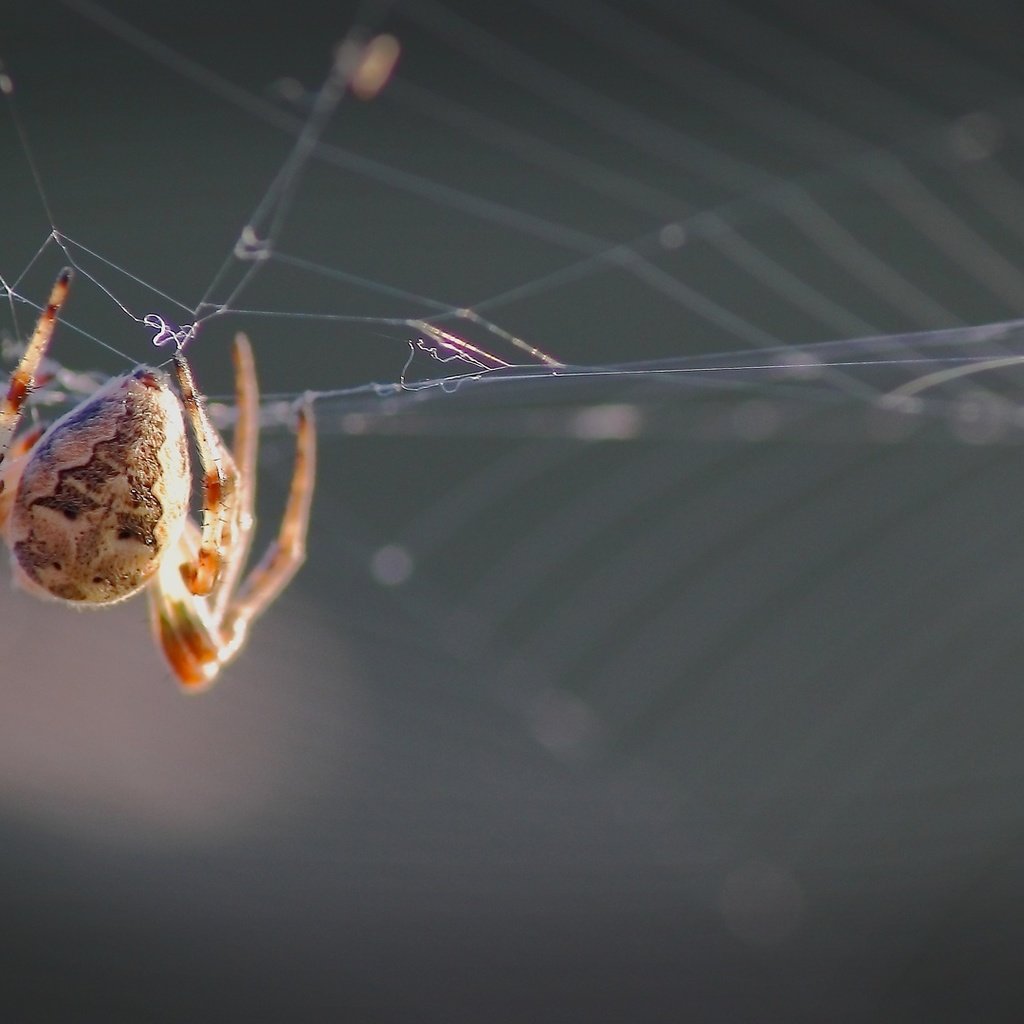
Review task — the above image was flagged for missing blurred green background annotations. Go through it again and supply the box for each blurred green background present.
[4,1,1024,1020]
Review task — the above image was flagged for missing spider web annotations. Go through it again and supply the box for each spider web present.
[4,0,1024,438]
[2,2,1024,1018]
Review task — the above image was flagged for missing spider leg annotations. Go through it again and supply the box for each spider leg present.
[7,424,45,460]
[148,353,315,692]
[0,424,47,532]
[172,350,240,596]
[224,398,316,636]
[0,269,72,491]
[147,521,227,690]
[209,333,260,621]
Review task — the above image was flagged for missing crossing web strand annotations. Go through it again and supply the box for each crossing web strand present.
[4,1,1024,449]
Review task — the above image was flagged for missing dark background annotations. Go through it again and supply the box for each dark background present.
[4,1,1024,1020]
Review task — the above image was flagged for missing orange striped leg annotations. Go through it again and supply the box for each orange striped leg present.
[225,398,316,636]
[209,334,260,621]
[0,269,72,492]
[172,350,239,596]
[147,399,316,692]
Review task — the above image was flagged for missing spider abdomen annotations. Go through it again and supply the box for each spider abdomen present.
[9,368,191,605]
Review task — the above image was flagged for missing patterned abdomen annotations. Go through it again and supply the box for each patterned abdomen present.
[9,368,191,604]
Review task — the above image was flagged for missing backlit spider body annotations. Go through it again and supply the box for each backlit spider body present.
[0,270,316,690]
[8,366,190,604]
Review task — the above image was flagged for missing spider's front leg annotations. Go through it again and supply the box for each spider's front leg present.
[149,334,316,690]
[222,394,316,640]
[171,349,239,595]
[0,269,72,496]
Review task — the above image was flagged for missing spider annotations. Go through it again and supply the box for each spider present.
[0,269,316,691]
